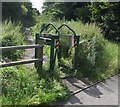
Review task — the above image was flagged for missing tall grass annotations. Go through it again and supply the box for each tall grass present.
[1,20,25,61]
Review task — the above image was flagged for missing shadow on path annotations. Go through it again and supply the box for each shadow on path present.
[83,85,103,98]
[67,95,83,104]
[56,75,118,105]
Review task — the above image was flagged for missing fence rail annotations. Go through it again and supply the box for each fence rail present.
[0,44,44,51]
[0,58,42,68]
[0,42,44,78]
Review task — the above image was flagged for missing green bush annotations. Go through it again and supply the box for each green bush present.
[1,20,25,61]
[60,20,119,81]
[77,38,118,81]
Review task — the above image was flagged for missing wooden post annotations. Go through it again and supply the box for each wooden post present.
[35,34,39,68]
[35,34,44,78]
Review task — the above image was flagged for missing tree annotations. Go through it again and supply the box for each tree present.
[2,2,40,27]
[2,2,23,21]
[88,2,120,41]
[42,2,88,20]
[42,2,120,41]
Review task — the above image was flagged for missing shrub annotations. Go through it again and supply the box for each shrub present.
[62,20,118,81]
[1,20,25,61]
[54,20,119,81]
[77,38,118,81]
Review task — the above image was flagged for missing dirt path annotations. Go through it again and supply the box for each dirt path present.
[24,33,48,68]
[24,35,35,67]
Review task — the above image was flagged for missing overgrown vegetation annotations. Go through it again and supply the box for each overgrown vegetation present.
[1,20,70,105]
[1,1,119,106]
[31,20,119,81]
[57,20,118,81]
[1,65,69,105]
[1,20,25,61]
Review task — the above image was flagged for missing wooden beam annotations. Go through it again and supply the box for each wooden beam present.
[39,37,51,41]
[0,58,43,68]
[0,44,44,52]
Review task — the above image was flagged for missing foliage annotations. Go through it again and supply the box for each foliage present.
[88,2,120,42]
[59,20,119,81]
[42,2,88,20]
[30,13,52,38]
[1,20,25,61]
[1,65,70,105]
[42,2,120,42]
[74,6,91,23]
[77,38,118,81]
[2,2,39,27]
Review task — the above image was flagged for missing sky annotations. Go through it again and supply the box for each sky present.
[30,0,44,13]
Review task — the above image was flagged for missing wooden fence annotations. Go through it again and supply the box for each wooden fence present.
[0,42,44,77]
[0,37,90,78]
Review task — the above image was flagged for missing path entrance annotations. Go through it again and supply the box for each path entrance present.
[24,30,48,68]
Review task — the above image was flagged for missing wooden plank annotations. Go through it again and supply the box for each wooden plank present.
[79,40,89,44]
[39,37,51,45]
[39,37,51,41]
[41,33,51,38]
[35,34,39,68]
[0,44,44,52]
[0,58,43,68]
